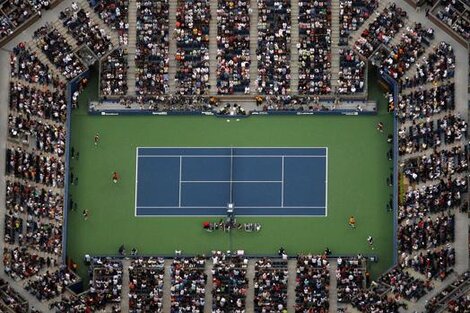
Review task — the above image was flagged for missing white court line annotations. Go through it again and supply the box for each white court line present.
[138,146,328,150]
[134,147,139,217]
[178,156,182,207]
[325,147,328,217]
[137,206,326,209]
[138,155,327,158]
[281,156,284,207]
[180,180,282,183]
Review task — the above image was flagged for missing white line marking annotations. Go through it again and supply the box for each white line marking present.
[136,206,326,209]
[178,156,182,207]
[138,155,327,158]
[135,214,327,217]
[325,147,328,217]
[180,180,283,183]
[281,156,284,207]
[138,146,327,149]
[134,147,139,217]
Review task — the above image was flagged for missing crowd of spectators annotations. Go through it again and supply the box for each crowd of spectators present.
[8,114,66,157]
[59,4,113,57]
[5,180,63,221]
[0,279,29,313]
[216,0,250,94]
[400,177,467,222]
[257,0,291,95]
[396,83,455,122]
[298,0,331,95]
[3,247,46,281]
[402,145,468,184]
[24,267,78,301]
[6,147,65,188]
[380,23,433,81]
[20,219,62,255]
[135,0,169,95]
[425,271,469,312]
[336,256,365,303]
[295,254,329,312]
[339,0,378,46]
[89,257,123,309]
[9,81,68,123]
[254,258,288,312]
[129,257,165,313]
[338,48,365,94]
[170,256,206,312]
[378,267,429,301]
[0,0,36,41]
[175,0,210,95]
[10,43,59,86]
[354,3,407,58]
[211,252,248,312]
[100,48,128,96]
[50,290,116,312]
[401,246,455,280]
[434,0,469,41]
[400,41,455,89]
[351,286,404,312]
[398,113,467,155]
[4,213,22,245]
[35,26,86,79]
[398,214,455,254]
[89,0,129,45]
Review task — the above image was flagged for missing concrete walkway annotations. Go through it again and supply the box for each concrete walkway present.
[287,259,297,312]
[329,259,338,313]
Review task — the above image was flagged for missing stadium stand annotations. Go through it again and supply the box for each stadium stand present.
[0,0,468,311]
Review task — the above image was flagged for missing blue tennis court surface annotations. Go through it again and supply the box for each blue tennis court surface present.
[135,147,328,216]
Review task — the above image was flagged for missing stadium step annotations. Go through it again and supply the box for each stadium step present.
[52,21,79,50]
[249,0,259,94]
[204,259,213,313]
[76,0,120,48]
[162,259,172,312]
[454,210,469,274]
[168,0,177,94]
[402,40,438,80]
[127,0,137,96]
[121,259,130,312]
[245,259,256,312]
[209,0,218,95]
[287,259,297,312]
[329,259,338,313]
[349,0,389,49]
[289,0,299,94]
[26,41,66,81]
[399,140,465,162]
[330,0,341,91]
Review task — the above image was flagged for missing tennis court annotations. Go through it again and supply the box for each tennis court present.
[135,147,328,216]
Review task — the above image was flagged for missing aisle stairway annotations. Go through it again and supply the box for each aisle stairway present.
[330,0,341,92]
[204,259,214,313]
[209,0,218,95]
[287,259,297,312]
[290,0,299,94]
[329,259,338,313]
[168,0,177,94]
[127,0,137,96]
[120,259,130,312]
[249,0,259,94]
[246,259,256,312]
[162,259,172,312]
